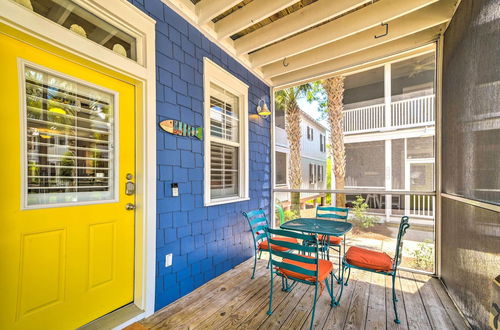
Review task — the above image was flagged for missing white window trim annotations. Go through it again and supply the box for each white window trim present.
[203,58,249,206]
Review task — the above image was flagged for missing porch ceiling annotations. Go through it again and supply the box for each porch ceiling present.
[162,0,459,87]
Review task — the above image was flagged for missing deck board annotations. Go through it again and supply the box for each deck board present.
[399,271,433,329]
[386,273,409,330]
[365,270,386,330]
[343,270,371,330]
[412,273,457,329]
[133,258,469,330]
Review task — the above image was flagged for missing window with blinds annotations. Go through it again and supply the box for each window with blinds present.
[319,134,326,152]
[204,58,248,205]
[209,83,240,199]
[23,66,116,207]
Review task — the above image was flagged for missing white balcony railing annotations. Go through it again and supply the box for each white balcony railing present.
[408,194,435,218]
[343,95,435,134]
[391,95,435,128]
[343,104,385,134]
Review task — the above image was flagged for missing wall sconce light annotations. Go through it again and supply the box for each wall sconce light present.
[257,99,271,118]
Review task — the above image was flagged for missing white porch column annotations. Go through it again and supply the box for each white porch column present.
[384,63,392,221]
[384,63,392,128]
[385,140,392,221]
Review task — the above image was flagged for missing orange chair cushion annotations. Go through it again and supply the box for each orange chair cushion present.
[345,246,393,272]
[278,255,333,283]
[259,236,298,252]
[317,234,342,245]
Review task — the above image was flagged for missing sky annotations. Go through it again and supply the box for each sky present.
[297,96,328,127]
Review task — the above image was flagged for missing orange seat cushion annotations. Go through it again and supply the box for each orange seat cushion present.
[317,234,342,245]
[259,236,298,252]
[278,255,333,283]
[345,246,393,272]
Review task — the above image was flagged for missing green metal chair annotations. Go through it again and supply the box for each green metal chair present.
[264,227,338,330]
[339,216,410,324]
[242,209,298,279]
[315,206,349,281]
[275,204,285,225]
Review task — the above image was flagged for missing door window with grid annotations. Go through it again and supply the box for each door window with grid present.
[204,59,248,205]
[23,66,116,207]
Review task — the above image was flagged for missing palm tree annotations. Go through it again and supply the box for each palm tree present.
[323,76,346,207]
[275,85,311,214]
[307,77,346,207]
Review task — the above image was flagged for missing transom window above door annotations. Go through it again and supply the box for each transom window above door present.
[23,64,117,208]
[204,58,249,206]
[11,0,138,61]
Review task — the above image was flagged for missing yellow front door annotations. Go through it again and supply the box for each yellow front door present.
[0,28,136,329]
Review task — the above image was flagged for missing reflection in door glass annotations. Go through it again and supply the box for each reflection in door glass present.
[24,66,115,207]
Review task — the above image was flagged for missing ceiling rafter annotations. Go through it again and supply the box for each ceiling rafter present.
[250,0,440,68]
[234,0,372,55]
[260,1,455,78]
[214,0,300,40]
[162,0,459,87]
[196,0,243,25]
[272,26,442,88]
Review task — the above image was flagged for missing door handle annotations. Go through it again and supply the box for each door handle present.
[125,203,136,210]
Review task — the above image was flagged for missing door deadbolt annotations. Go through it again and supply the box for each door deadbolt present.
[125,181,135,195]
[125,203,136,210]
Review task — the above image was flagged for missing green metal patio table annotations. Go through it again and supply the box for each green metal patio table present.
[280,218,353,237]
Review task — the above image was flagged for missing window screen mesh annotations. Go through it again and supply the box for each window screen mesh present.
[442,0,500,205]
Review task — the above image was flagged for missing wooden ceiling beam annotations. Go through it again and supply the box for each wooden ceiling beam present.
[214,0,299,40]
[261,1,455,78]
[271,26,442,88]
[234,0,372,55]
[250,0,441,68]
[196,0,243,25]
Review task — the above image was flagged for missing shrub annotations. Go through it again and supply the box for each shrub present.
[351,195,378,229]
[275,203,299,224]
[412,240,434,271]
[283,209,299,222]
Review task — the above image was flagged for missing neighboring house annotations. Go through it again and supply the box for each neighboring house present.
[342,52,436,222]
[275,109,327,209]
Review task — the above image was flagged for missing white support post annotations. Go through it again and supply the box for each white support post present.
[271,86,276,228]
[384,63,392,222]
[384,63,392,128]
[404,138,410,215]
[385,139,392,222]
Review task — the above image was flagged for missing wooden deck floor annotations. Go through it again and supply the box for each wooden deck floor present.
[133,258,469,330]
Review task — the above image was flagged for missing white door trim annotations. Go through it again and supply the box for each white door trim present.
[0,0,157,325]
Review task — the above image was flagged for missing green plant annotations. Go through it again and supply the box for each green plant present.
[60,151,75,182]
[28,161,40,184]
[351,195,378,229]
[412,240,434,271]
[283,209,299,222]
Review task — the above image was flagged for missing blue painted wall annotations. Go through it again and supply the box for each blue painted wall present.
[128,0,271,311]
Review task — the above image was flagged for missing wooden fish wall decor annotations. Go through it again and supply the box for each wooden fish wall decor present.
[159,120,203,140]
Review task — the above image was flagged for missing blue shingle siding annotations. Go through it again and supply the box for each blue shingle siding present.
[129,0,271,311]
